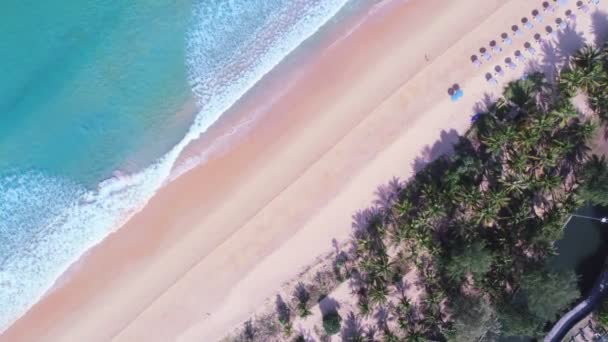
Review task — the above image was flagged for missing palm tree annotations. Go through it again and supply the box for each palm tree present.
[563,66,604,94]
[389,223,411,247]
[561,45,606,96]
[368,281,390,306]
[572,44,603,71]
[404,330,427,342]
[500,174,530,196]
[394,198,413,218]
[373,254,395,280]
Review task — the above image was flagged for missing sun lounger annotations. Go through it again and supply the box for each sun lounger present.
[505,58,517,70]
[577,1,590,12]
[522,17,535,30]
[565,10,577,22]
[533,11,545,22]
[489,40,502,54]
[494,66,505,78]
[526,46,537,55]
[543,2,557,12]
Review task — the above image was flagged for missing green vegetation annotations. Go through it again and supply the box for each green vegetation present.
[321,311,341,335]
[226,43,608,342]
[275,295,293,336]
[520,270,580,322]
[449,295,500,341]
[597,298,608,330]
[580,155,608,205]
[342,43,608,340]
[444,241,494,282]
[293,282,313,318]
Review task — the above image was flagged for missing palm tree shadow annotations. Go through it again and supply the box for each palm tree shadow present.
[351,207,383,239]
[412,129,460,173]
[591,10,608,47]
[275,295,291,324]
[525,58,543,75]
[340,311,365,341]
[373,176,404,219]
[318,296,340,316]
[556,23,587,64]
[541,41,562,83]
[473,93,497,115]
[374,304,392,332]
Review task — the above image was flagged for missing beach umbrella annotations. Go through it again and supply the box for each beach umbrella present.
[501,33,513,46]
[512,25,523,37]
[532,9,544,22]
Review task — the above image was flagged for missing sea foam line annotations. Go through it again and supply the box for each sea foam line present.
[0,0,350,333]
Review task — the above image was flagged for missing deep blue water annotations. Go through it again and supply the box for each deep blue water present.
[0,0,195,185]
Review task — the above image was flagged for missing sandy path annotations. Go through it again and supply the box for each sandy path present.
[1,0,581,340]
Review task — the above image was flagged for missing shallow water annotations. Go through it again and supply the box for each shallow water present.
[0,0,354,332]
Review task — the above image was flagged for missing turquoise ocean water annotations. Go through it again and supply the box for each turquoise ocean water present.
[0,0,354,331]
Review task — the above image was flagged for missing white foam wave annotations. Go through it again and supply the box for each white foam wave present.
[0,0,349,333]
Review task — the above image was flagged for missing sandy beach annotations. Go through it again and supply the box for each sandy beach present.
[1,0,566,340]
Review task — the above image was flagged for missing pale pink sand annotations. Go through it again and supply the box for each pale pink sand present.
[0,0,561,341]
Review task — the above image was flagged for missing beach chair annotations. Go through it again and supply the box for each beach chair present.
[480,47,492,61]
[543,1,557,12]
[565,9,577,22]
[494,65,505,78]
[501,33,513,46]
[471,55,483,68]
[532,9,545,22]
[577,1,591,12]
[486,73,498,86]
[490,40,502,53]
[512,25,523,37]
[522,17,535,30]
[524,42,537,56]
[505,57,517,70]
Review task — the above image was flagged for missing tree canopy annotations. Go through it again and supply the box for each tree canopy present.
[579,155,608,206]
